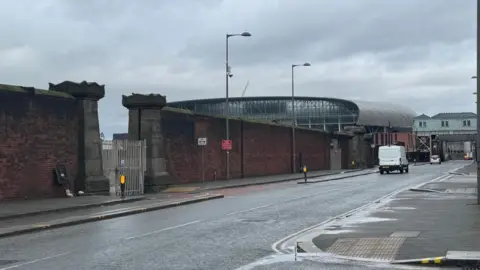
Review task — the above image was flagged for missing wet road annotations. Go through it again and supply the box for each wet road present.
[0,162,467,270]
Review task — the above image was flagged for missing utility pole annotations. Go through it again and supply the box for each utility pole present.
[291,63,311,172]
[476,0,480,204]
[224,31,251,180]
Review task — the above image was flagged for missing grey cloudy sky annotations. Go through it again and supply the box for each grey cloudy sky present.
[0,0,476,137]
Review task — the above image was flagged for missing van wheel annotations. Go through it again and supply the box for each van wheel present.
[399,169,404,174]
[386,171,390,174]
[405,166,409,173]
[380,170,384,175]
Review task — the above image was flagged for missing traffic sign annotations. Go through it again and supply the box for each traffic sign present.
[222,139,232,150]
[198,137,207,146]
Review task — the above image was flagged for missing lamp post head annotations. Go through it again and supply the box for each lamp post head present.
[472,76,477,79]
[293,63,311,68]
[241,31,252,37]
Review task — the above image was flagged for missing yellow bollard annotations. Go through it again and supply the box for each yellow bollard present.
[120,174,126,198]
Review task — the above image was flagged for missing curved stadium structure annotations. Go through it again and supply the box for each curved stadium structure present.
[168,96,416,132]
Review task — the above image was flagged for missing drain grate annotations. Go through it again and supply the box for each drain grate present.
[326,237,405,261]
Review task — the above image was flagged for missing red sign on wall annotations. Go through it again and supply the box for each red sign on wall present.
[222,140,232,150]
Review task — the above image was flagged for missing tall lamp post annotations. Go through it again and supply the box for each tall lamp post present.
[473,55,480,204]
[474,0,480,205]
[291,63,311,172]
[225,31,251,180]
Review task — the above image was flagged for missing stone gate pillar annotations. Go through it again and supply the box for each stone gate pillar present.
[344,126,368,169]
[49,80,110,194]
[122,93,172,192]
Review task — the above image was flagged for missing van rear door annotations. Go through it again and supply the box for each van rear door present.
[379,147,400,166]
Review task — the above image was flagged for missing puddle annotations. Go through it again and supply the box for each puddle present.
[236,254,301,269]
[382,206,416,211]
[339,215,395,228]
[322,229,355,235]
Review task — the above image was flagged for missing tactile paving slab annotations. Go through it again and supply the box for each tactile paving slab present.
[326,237,405,261]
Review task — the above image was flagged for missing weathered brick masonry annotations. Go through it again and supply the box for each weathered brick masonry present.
[0,81,109,200]
[0,86,78,200]
[123,93,353,189]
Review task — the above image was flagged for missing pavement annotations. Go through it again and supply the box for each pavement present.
[162,168,370,193]
[303,161,480,268]
[0,168,374,239]
[0,161,468,270]
[0,195,146,220]
[0,168,371,222]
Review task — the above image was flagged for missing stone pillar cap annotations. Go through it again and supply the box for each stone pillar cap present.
[122,93,167,109]
[48,81,105,100]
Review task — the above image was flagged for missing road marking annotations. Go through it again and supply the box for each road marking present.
[226,204,272,216]
[32,224,50,228]
[90,207,140,216]
[0,252,70,270]
[124,220,201,240]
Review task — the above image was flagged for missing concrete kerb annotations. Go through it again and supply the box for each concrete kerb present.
[0,194,223,239]
[0,196,147,221]
[391,256,480,267]
[296,170,378,185]
[186,169,366,193]
[391,256,446,266]
[289,162,474,263]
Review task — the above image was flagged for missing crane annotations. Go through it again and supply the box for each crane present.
[241,80,250,97]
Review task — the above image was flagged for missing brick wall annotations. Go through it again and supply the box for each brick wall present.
[374,132,416,152]
[0,89,78,200]
[161,109,337,183]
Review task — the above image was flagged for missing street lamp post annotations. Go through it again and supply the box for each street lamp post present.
[474,0,480,204]
[225,31,251,180]
[291,63,311,173]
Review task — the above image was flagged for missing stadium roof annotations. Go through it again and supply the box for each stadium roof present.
[350,99,416,127]
[168,96,416,128]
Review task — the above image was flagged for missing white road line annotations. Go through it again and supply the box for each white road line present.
[89,207,140,216]
[226,204,272,216]
[124,220,201,240]
[0,252,70,270]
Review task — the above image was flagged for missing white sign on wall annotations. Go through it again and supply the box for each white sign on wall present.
[197,137,207,146]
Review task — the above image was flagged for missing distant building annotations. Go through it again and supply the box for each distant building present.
[413,112,476,133]
[112,133,128,140]
[413,112,476,156]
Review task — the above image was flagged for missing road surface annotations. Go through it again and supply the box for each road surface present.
[0,162,467,270]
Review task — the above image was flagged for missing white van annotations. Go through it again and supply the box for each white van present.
[378,145,409,174]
